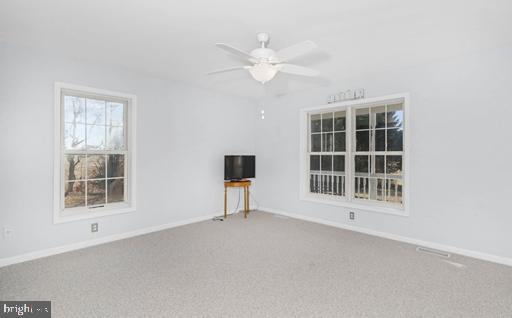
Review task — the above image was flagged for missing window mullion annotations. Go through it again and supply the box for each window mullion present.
[384,104,387,201]
[84,154,89,207]
[347,106,353,201]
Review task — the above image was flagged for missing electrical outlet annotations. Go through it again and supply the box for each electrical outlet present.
[91,223,98,233]
[3,227,13,238]
[349,211,355,220]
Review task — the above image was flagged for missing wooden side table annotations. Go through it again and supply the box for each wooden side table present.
[224,180,251,218]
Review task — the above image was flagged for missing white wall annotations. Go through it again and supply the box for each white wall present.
[255,44,512,260]
[0,43,257,259]
[2,41,511,263]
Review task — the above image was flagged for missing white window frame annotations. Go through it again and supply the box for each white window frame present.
[299,93,410,216]
[53,82,137,223]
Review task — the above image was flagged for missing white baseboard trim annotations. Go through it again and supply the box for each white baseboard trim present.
[259,207,512,267]
[0,213,217,268]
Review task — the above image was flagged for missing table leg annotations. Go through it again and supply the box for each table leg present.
[224,186,227,219]
[246,186,250,215]
[244,187,247,218]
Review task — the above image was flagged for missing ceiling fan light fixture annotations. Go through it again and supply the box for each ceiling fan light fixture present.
[248,62,278,84]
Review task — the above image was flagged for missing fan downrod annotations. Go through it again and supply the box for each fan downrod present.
[257,32,270,48]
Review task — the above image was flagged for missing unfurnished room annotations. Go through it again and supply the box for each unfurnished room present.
[1,0,512,317]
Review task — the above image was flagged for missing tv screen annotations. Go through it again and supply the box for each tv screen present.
[224,155,255,181]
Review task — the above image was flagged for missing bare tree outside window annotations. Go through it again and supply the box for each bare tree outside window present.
[62,93,127,210]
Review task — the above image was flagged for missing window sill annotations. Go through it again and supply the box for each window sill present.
[300,194,408,217]
[54,204,136,224]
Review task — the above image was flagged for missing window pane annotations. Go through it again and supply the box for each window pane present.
[372,106,386,129]
[334,132,345,152]
[87,180,106,206]
[108,155,125,178]
[86,99,106,125]
[333,155,345,172]
[107,179,124,203]
[354,155,369,173]
[386,155,403,175]
[311,114,321,133]
[377,178,385,201]
[387,128,403,151]
[386,178,403,204]
[107,102,124,126]
[64,155,86,181]
[375,155,385,174]
[86,125,106,150]
[64,123,86,150]
[64,181,85,208]
[87,155,106,179]
[107,126,124,150]
[387,104,403,128]
[322,174,333,194]
[310,155,320,171]
[321,155,332,172]
[369,178,379,200]
[64,96,85,124]
[310,174,319,194]
[334,111,346,131]
[354,177,369,199]
[356,108,369,130]
[333,175,343,196]
[375,129,385,151]
[322,113,333,132]
[311,134,321,152]
[356,131,369,151]
[322,133,333,152]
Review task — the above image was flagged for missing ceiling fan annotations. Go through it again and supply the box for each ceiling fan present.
[207,33,319,84]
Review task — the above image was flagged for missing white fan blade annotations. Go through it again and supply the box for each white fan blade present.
[206,66,250,75]
[275,40,318,63]
[277,64,319,77]
[216,43,255,61]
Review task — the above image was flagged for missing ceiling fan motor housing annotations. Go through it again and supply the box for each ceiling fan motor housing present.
[250,48,277,63]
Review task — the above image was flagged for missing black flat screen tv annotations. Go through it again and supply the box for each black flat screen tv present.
[224,155,255,181]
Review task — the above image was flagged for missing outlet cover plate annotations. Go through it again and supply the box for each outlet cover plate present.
[3,227,13,238]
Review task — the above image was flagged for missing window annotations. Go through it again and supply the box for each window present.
[309,111,347,196]
[302,94,408,215]
[54,83,136,223]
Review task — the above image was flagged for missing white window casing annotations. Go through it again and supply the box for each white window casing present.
[53,82,137,223]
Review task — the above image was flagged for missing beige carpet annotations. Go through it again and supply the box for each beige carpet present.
[1,211,511,317]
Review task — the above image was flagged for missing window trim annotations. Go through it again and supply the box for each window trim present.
[299,93,410,216]
[53,82,137,224]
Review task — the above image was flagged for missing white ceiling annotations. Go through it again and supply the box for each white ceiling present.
[1,0,511,99]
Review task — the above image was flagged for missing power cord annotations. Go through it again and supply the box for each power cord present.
[249,191,260,211]
[212,188,261,221]
[212,188,241,221]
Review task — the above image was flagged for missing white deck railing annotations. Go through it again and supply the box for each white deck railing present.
[309,173,345,196]
[354,176,402,203]
[310,174,402,203]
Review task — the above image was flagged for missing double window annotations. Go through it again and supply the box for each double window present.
[303,94,408,214]
[54,83,136,222]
